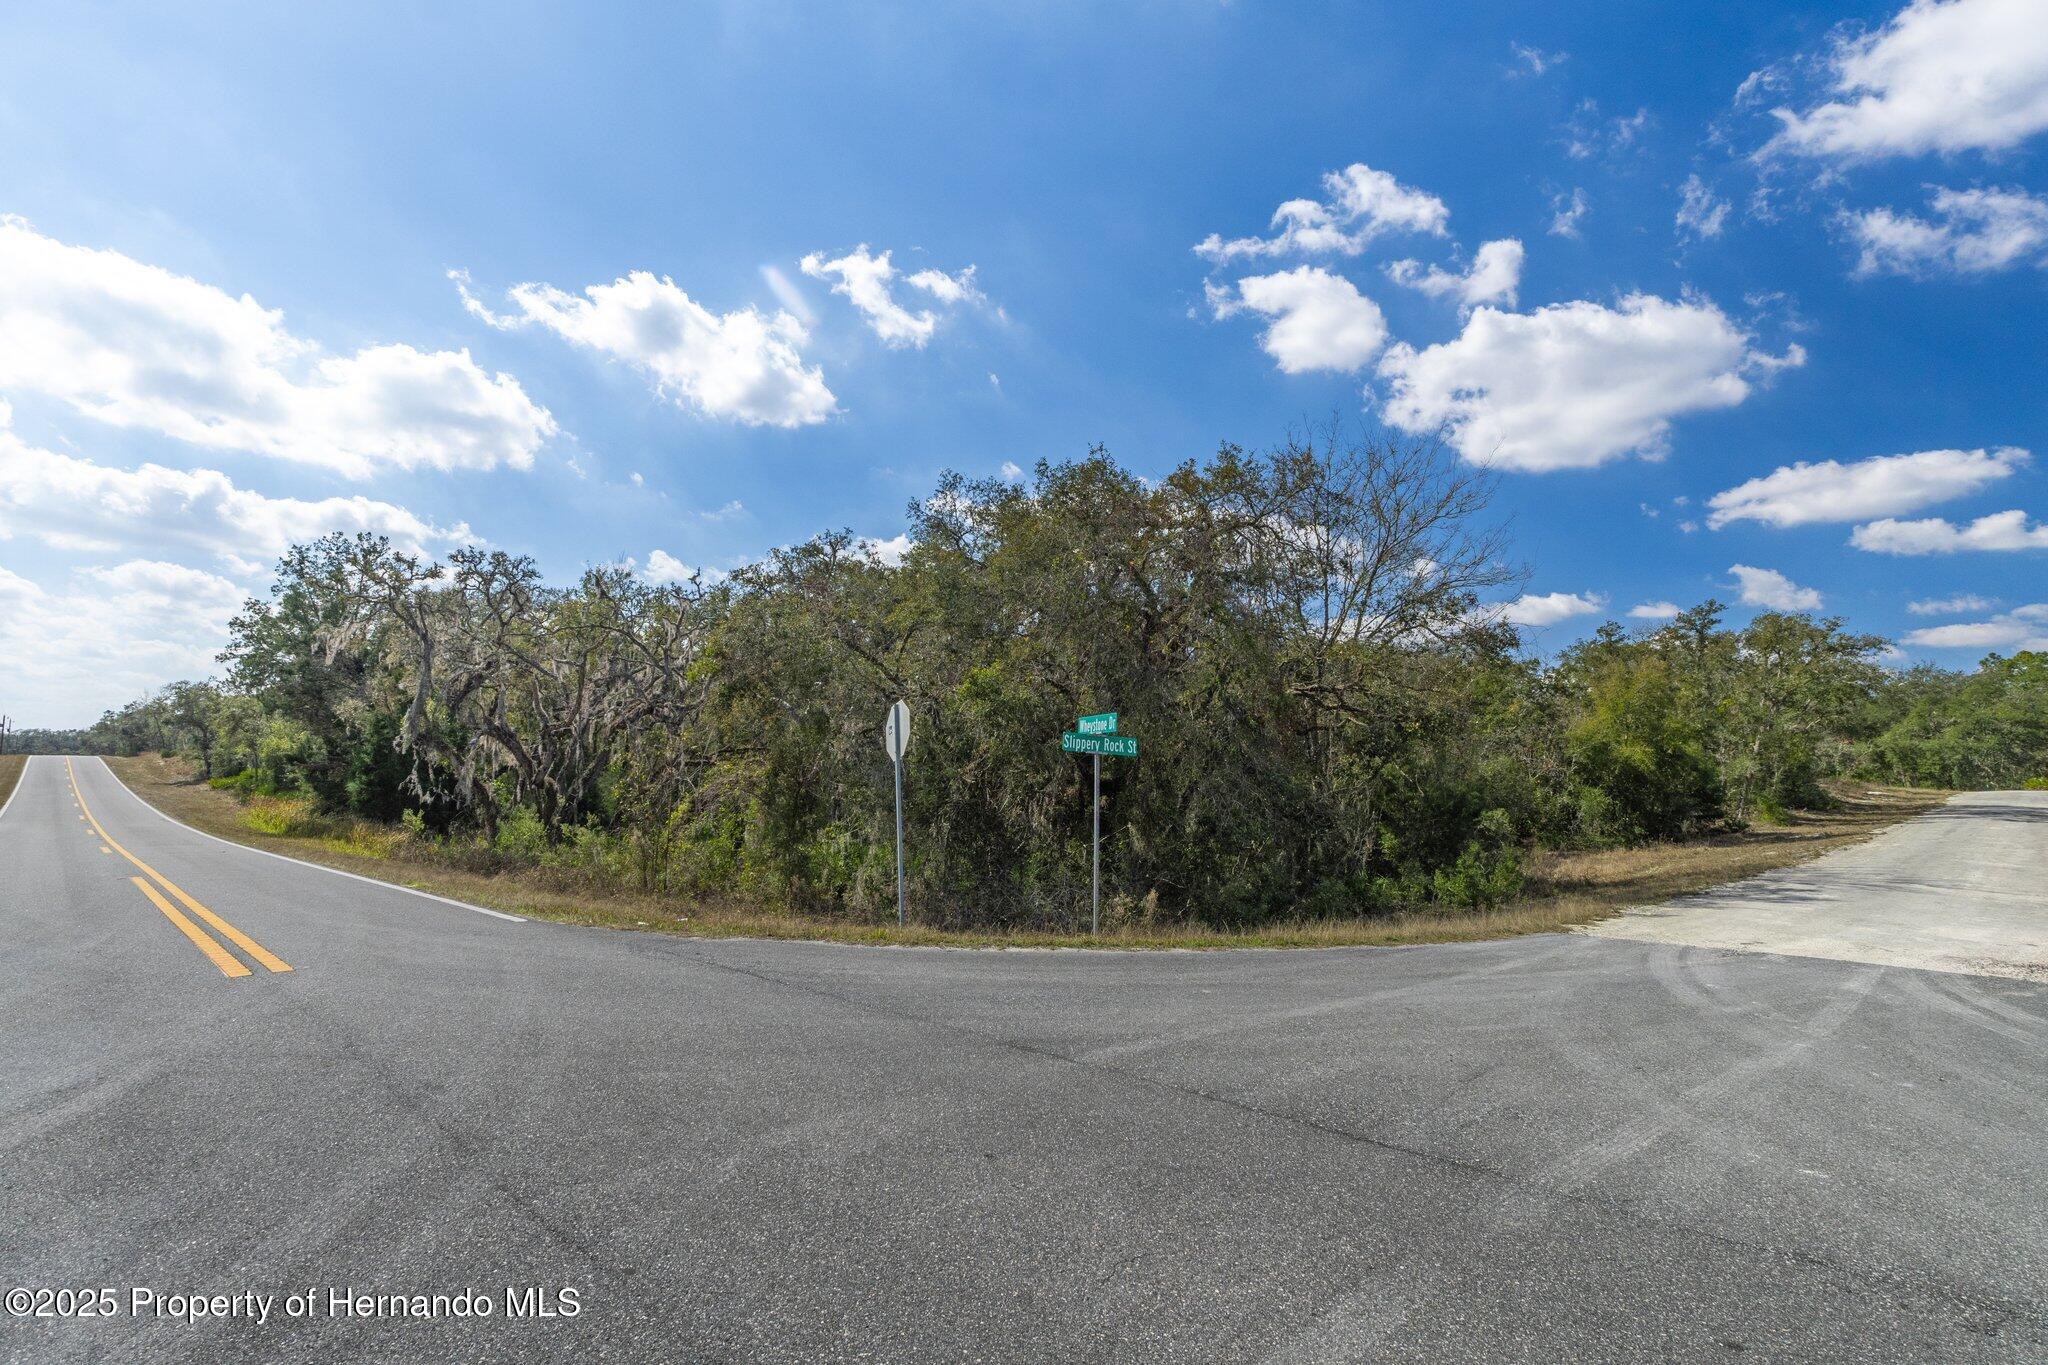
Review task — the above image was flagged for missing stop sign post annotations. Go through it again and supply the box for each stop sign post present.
[883,700,911,926]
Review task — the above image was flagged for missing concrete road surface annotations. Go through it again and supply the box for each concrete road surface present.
[1587,790,2048,982]
[2,756,2043,1362]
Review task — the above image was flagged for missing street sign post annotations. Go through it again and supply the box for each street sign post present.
[1061,718,1137,933]
[883,700,911,926]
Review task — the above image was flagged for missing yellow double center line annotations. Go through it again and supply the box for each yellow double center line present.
[65,759,291,980]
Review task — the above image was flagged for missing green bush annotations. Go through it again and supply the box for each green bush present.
[1364,869,1433,913]
[1430,810,1524,909]
[1431,843,1523,910]
[491,806,548,861]
[1563,653,1721,843]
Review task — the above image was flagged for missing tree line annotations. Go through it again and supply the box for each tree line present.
[37,429,2048,929]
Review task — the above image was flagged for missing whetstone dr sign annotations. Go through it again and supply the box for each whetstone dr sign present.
[1062,711,1137,933]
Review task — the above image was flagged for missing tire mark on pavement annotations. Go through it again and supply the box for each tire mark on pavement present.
[1895,972,2042,1046]
[675,941,2048,1338]
[1075,942,1583,1064]
[1530,963,1882,1196]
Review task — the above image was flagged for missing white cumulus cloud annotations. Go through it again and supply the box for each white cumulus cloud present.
[1473,590,1606,628]
[1707,446,2027,527]
[640,550,710,586]
[1844,186,2048,276]
[1628,601,1683,620]
[1385,239,1524,311]
[0,219,555,478]
[1195,163,1449,263]
[1902,602,2048,650]
[860,533,913,567]
[799,245,982,348]
[1730,564,1823,611]
[1376,293,1801,472]
[459,269,835,428]
[1210,267,1389,374]
[905,266,979,306]
[0,559,247,725]
[0,434,470,563]
[1763,0,2048,161]
[1851,508,2048,553]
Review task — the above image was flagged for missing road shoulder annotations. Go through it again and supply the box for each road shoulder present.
[0,754,26,817]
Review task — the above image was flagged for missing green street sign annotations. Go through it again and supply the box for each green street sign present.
[1068,719,1137,936]
[1062,732,1137,758]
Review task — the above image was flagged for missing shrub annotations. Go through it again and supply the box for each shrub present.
[1429,809,1524,909]
[1564,654,1722,844]
[491,806,549,861]
[1432,842,1523,909]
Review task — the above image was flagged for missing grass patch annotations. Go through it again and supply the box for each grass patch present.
[0,755,24,813]
[233,792,406,858]
[240,794,321,836]
[105,754,1946,951]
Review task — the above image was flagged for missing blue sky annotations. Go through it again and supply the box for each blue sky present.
[2,0,2045,725]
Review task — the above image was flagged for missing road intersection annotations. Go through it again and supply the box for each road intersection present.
[2,756,2042,1361]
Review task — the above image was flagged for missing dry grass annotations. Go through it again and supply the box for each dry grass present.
[104,754,1946,951]
[1515,783,1946,930]
[0,755,24,813]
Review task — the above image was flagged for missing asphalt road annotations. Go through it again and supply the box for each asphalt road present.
[2,756,2043,1363]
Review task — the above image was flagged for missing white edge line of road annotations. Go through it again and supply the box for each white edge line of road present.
[0,753,32,823]
[95,757,526,924]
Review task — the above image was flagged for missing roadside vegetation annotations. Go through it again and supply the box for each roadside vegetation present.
[0,728,93,755]
[0,755,23,812]
[105,754,1940,946]
[24,427,2040,943]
